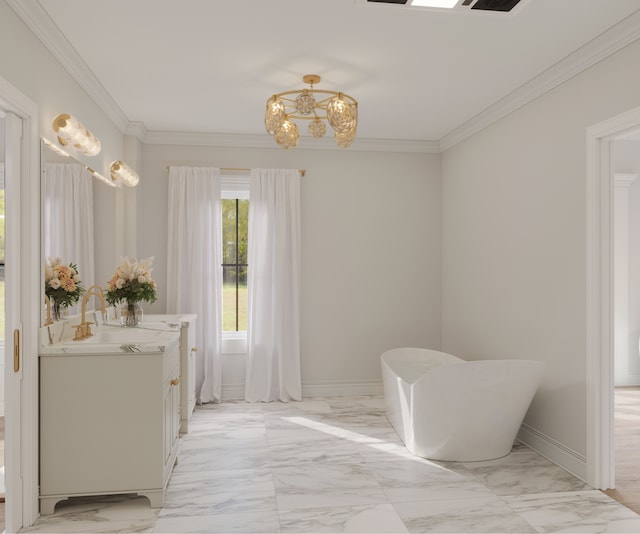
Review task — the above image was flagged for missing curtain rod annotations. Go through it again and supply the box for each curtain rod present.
[166,165,306,177]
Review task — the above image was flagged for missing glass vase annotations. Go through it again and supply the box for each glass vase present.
[119,301,143,327]
[51,300,62,322]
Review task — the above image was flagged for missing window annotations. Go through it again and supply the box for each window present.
[221,198,248,332]
[220,174,249,353]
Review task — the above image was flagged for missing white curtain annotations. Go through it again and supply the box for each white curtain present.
[43,163,95,315]
[167,166,222,403]
[245,168,301,402]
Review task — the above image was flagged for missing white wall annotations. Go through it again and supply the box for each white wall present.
[442,38,640,459]
[614,140,640,385]
[139,143,441,396]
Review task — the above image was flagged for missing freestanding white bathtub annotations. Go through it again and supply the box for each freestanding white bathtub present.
[381,347,544,462]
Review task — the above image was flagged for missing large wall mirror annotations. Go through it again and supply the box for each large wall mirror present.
[41,139,95,320]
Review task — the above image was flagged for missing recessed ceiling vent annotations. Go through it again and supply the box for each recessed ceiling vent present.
[362,0,526,13]
[470,0,522,12]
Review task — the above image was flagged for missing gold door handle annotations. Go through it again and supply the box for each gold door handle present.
[14,329,20,373]
[191,347,197,352]
[171,377,180,386]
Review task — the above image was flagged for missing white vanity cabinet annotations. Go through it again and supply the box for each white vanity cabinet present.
[39,336,181,515]
[180,316,197,433]
[144,314,197,434]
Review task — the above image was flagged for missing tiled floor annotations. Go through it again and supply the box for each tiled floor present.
[21,396,640,533]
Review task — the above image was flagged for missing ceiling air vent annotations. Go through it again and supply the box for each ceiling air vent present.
[471,0,522,12]
[362,0,527,12]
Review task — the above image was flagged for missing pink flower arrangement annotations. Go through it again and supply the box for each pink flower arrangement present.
[44,257,85,308]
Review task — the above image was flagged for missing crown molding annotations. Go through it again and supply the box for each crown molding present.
[439,8,640,151]
[6,0,130,133]
[144,130,440,153]
[125,121,148,143]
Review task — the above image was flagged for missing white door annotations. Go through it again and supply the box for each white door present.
[0,75,39,532]
[4,110,23,532]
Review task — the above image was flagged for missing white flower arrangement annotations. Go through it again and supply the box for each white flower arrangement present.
[105,256,157,306]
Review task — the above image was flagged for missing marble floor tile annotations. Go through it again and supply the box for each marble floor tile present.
[162,467,276,517]
[268,436,363,467]
[187,414,266,438]
[393,495,537,533]
[272,453,390,510]
[456,446,592,496]
[366,457,495,504]
[176,442,272,471]
[505,490,640,533]
[279,503,408,533]
[261,398,334,414]
[272,460,381,495]
[21,396,640,534]
[276,486,390,512]
[153,510,280,533]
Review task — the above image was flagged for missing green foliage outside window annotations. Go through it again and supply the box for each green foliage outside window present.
[222,199,248,331]
[0,188,5,262]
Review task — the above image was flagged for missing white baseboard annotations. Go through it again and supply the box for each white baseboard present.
[220,379,384,402]
[615,375,640,387]
[302,379,384,398]
[221,383,245,401]
[517,423,587,483]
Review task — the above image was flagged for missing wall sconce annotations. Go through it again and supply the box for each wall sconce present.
[42,137,71,158]
[52,114,101,156]
[110,160,139,187]
[85,166,116,188]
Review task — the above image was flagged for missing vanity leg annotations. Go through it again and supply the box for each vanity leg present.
[142,489,164,509]
[40,496,63,515]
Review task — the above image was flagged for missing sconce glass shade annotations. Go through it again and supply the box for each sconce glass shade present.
[110,160,140,187]
[52,114,101,156]
[265,95,286,135]
[274,119,300,149]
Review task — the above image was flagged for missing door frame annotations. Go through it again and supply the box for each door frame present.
[586,104,640,489]
[0,74,40,530]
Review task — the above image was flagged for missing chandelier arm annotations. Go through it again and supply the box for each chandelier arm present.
[274,89,357,104]
[286,113,329,121]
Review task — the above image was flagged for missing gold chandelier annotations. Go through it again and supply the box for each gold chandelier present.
[264,74,358,149]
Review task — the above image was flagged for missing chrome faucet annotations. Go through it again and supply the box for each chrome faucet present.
[73,285,107,341]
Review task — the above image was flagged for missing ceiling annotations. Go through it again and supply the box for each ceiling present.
[11,0,640,148]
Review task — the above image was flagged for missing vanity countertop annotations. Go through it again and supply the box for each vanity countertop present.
[40,317,181,355]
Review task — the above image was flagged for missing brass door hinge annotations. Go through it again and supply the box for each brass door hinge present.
[14,329,20,373]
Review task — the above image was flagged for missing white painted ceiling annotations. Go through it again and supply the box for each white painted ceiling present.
[15,0,640,145]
